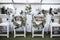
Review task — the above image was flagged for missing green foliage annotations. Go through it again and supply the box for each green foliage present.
[13,22,22,29]
[33,19,46,28]
[12,17,26,29]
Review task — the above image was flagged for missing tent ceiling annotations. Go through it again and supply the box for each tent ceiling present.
[0,0,60,3]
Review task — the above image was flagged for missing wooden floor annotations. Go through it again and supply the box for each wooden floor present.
[0,32,60,40]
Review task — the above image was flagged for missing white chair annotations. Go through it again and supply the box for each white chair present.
[13,15,26,38]
[50,23,60,38]
[0,14,9,38]
[50,15,60,38]
[32,15,45,38]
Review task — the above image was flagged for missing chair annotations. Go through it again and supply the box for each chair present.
[0,14,9,38]
[50,15,60,38]
[32,14,45,38]
[13,15,26,38]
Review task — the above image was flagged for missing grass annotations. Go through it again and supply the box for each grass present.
[0,32,60,40]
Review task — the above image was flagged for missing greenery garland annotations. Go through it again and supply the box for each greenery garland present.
[33,20,45,28]
[32,15,46,28]
[12,17,26,29]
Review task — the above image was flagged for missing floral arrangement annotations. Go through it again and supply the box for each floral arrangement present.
[12,16,26,29]
[32,16,45,28]
[25,4,31,14]
[56,8,60,12]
